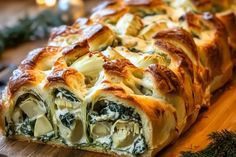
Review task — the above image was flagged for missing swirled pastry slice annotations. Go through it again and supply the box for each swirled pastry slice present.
[2,69,55,141]
[86,88,177,157]
[45,63,87,146]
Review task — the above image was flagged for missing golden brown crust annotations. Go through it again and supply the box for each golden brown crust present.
[155,39,194,78]
[84,24,113,42]
[91,1,127,23]
[154,28,199,62]
[103,59,135,77]
[8,69,45,95]
[217,10,236,64]
[181,11,232,91]
[19,46,62,71]
[49,25,82,41]
[190,0,212,11]
[61,40,89,65]
[147,64,181,94]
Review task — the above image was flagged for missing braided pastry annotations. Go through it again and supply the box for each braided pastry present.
[1,0,236,156]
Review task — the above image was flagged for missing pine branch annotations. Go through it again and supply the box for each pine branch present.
[0,10,66,53]
[181,130,236,157]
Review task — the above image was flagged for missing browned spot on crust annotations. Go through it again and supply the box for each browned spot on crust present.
[8,69,45,94]
[103,59,135,76]
[155,39,194,79]
[102,85,126,93]
[184,12,227,36]
[19,46,61,70]
[217,11,236,62]
[204,44,223,77]
[47,68,78,85]
[191,0,211,8]
[183,12,228,79]
[91,7,127,23]
[148,64,181,94]
[61,41,89,65]
[49,25,82,40]
[183,12,202,30]
[62,41,88,56]
[202,12,226,34]
[153,107,165,119]
[154,28,198,61]
[84,24,114,44]
[88,51,109,62]
[91,0,127,24]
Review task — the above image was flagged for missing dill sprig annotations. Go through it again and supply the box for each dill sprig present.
[0,10,66,53]
[181,130,236,157]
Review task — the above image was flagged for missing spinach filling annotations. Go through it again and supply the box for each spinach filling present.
[54,88,80,103]
[133,136,147,156]
[137,85,153,96]
[88,100,147,156]
[7,92,54,142]
[37,132,55,143]
[5,118,15,137]
[137,9,166,18]
[88,100,141,124]
[18,118,36,136]
[59,112,75,129]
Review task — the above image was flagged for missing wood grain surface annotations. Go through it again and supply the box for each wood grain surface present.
[0,77,236,157]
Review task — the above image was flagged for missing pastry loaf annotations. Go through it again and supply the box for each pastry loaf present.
[1,0,236,156]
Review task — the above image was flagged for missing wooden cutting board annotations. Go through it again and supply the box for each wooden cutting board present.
[0,77,236,157]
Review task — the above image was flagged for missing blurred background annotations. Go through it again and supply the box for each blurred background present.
[0,0,106,90]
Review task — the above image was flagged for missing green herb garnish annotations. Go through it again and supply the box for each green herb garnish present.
[181,130,236,157]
